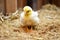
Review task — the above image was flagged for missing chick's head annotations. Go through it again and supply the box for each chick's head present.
[23,6,33,16]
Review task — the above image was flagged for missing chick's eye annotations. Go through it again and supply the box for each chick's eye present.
[27,10,31,12]
[27,10,30,12]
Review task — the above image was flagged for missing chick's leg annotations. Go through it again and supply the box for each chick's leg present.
[27,25,32,32]
[27,25,31,29]
[27,25,36,32]
[22,25,32,32]
[22,26,29,32]
[22,25,35,33]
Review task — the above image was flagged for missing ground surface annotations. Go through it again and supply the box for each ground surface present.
[0,4,60,40]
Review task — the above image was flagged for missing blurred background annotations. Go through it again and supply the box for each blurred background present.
[0,0,60,15]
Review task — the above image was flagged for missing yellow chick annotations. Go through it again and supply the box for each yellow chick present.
[20,6,40,32]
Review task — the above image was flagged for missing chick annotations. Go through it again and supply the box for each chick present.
[20,6,40,32]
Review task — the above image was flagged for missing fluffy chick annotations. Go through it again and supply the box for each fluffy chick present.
[20,6,40,32]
